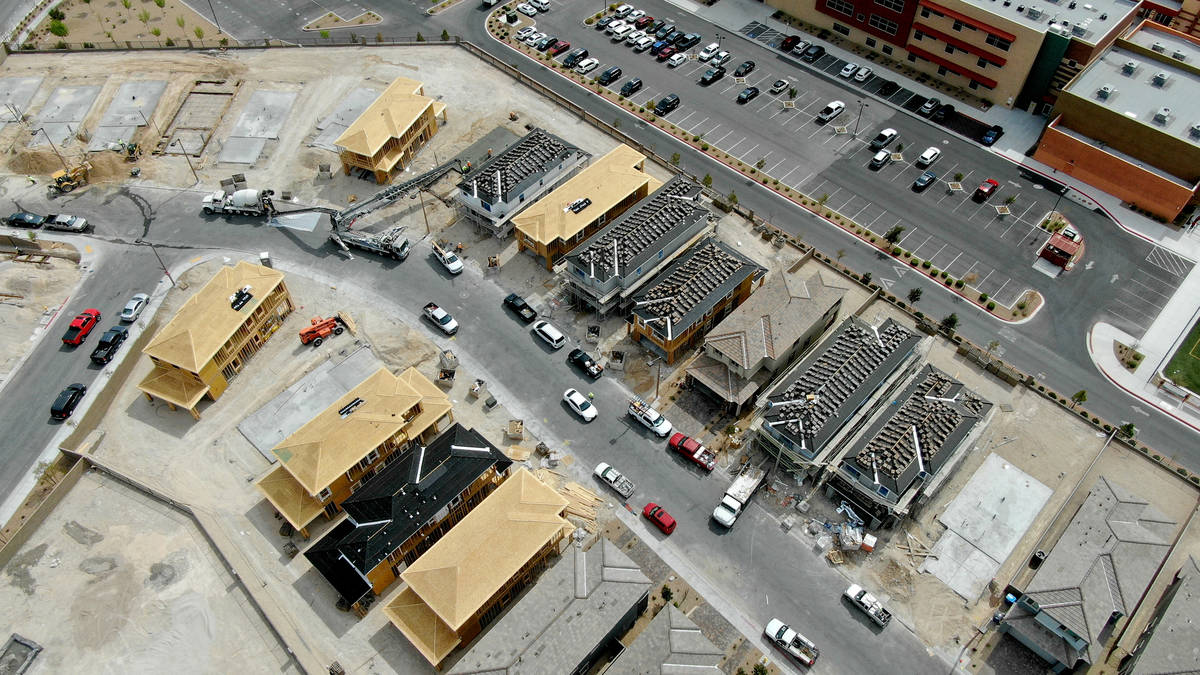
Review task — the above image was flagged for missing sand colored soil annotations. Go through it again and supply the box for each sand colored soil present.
[0,256,81,379]
[29,0,224,47]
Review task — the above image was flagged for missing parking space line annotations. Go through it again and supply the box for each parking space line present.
[992,278,1012,300]
[767,159,787,175]
[740,144,760,161]
[727,137,748,153]
[977,269,995,288]
[942,252,963,271]
[870,212,889,228]
[896,227,919,245]
[852,203,871,220]
[676,111,697,125]
[779,166,800,183]
[1127,276,1173,300]
[1110,295,1158,320]
[712,129,734,145]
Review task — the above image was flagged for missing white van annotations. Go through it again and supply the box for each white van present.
[612,23,633,40]
[532,320,567,349]
[530,0,550,10]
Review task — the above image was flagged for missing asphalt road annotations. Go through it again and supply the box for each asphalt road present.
[20,182,931,673]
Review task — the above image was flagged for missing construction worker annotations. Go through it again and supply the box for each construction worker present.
[588,391,595,400]
[26,175,35,185]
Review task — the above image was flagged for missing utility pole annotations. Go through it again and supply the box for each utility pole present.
[418,188,431,235]
[171,139,199,184]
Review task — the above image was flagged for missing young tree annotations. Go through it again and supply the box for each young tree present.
[907,287,922,304]
[1119,422,1137,438]
[701,173,712,188]
[884,225,905,244]
[940,313,959,332]
[1071,390,1087,408]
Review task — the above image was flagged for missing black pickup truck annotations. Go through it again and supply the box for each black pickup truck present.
[503,293,538,323]
[90,326,128,365]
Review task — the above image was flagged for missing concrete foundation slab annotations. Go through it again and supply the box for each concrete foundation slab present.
[217,137,267,164]
[98,80,167,127]
[237,346,382,459]
[922,453,1052,600]
[86,125,137,152]
[0,77,43,122]
[310,87,378,152]
[229,90,297,139]
[165,129,208,155]
[32,86,101,147]
[36,85,101,124]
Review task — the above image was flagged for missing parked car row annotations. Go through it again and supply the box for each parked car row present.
[5,211,92,233]
[50,292,148,419]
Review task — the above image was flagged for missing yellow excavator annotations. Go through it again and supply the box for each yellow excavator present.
[49,161,92,193]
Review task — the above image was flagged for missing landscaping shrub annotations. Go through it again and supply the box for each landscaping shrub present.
[986,301,996,310]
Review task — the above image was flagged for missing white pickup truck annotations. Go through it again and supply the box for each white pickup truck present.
[432,242,464,275]
[764,618,820,666]
[628,397,672,437]
[844,584,893,628]
[423,302,459,335]
[594,462,635,499]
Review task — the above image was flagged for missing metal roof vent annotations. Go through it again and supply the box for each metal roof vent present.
[1016,4,1024,11]
[1190,123,1200,139]
[1153,71,1169,86]
[1071,21,1086,35]
[1153,107,1170,123]
[1028,5,1042,18]
[1172,50,1186,61]
[1099,12,1106,18]
[1151,41,1166,53]
[1122,60,1137,74]
[1097,84,1114,99]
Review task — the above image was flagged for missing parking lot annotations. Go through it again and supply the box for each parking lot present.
[507,4,1063,307]
[1104,244,1193,339]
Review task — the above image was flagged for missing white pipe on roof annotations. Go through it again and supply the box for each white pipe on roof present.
[911,426,925,474]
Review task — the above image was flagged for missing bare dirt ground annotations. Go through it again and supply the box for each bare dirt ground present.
[0,256,81,381]
[0,471,291,673]
[29,0,223,47]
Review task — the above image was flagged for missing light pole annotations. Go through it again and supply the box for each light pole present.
[30,127,68,172]
[136,108,161,136]
[206,0,222,34]
[171,139,199,184]
[852,100,868,138]
[138,239,176,287]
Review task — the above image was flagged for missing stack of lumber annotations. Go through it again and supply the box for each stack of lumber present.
[506,445,531,461]
[533,468,564,488]
[561,482,603,533]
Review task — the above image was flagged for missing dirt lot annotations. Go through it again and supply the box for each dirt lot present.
[0,256,81,382]
[0,470,293,673]
[0,47,655,217]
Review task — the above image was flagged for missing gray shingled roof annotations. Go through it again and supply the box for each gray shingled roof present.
[704,269,847,370]
[631,238,764,336]
[607,605,723,675]
[566,176,708,283]
[840,364,992,499]
[457,127,583,204]
[1130,556,1200,674]
[1011,477,1176,668]
[447,538,650,674]
[763,317,920,454]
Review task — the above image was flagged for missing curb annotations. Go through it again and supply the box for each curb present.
[1086,325,1200,435]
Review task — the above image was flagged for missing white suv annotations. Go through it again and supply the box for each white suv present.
[532,320,567,349]
[698,42,720,60]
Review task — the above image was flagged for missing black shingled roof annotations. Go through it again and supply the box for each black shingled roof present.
[304,424,512,605]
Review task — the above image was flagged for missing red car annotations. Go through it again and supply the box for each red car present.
[656,46,677,61]
[643,503,677,534]
[973,178,999,202]
[634,15,654,28]
[548,40,570,55]
[62,308,101,345]
[668,432,716,471]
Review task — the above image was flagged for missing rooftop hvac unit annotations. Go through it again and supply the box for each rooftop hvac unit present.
[1083,2,1093,8]
[1154,107,1170,123]
[1153,71,1169,86]
[1151,41,1166,53]
[1028,5,1042,18]
[1097,84,1114,99]
[1191,123,1200,139]
[1122,60,1137,74]
[1072,21,1086,35]
[1173,50,1187,61]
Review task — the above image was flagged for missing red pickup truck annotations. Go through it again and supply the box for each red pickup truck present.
[62,309,101,345]
[669,432,716,472]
